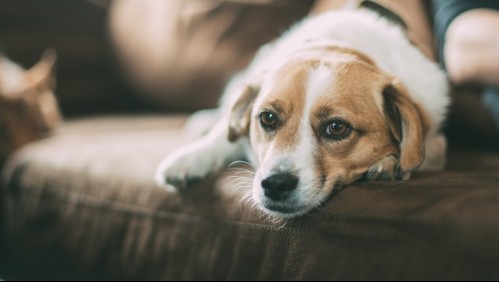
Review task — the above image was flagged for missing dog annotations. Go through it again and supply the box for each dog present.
[155,7,450,218]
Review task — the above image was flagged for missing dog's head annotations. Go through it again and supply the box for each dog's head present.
[228,47,429,218]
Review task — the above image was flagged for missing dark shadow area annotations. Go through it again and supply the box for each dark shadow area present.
[446,86,499,152]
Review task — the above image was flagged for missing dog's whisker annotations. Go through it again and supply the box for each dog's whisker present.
[231,171,254,177]
[229,179,241,185]
[276,218,289,229]
[258,212,268,221]
[228,174,252,181]
[232,177,251,183]
[228,176,249,182]
[234,186,251,193]
[228,160,256,168]
[237,190,255,209]
[251,201,261,213]
[211,170,239,177]
[269,214,286,227]
[230,178,252,186]
[240,191,252,201]
[224,168,256,177]
[234,184,252,192]
[233,178,252,184]
[232,167,254,173]
[212,166,256,178]
[232,181,251,187]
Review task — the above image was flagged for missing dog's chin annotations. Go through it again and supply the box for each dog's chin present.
[258,202,313,219]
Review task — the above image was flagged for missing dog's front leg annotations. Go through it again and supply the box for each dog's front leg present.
[155,118,245,190]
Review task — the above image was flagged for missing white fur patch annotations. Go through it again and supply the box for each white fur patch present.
[292,66,334,203]
[298,65,334,163]
[306,65,334,105]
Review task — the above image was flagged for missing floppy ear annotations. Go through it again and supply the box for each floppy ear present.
[228,84,259,142]
[383,80,428,177]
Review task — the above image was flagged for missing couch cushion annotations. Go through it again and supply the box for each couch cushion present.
[1,115,499,280]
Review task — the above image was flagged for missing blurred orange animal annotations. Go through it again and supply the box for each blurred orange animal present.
[0,49,61,163]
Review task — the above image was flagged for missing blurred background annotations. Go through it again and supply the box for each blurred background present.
[1,0,497,149]
[0,0,314,116]
[0,0,148,116]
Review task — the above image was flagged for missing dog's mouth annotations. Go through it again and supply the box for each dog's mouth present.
[258,185,344,218]
[260,200,316,218]
[263,203,301,214]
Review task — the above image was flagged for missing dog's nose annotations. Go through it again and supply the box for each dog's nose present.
[261,173,299,201]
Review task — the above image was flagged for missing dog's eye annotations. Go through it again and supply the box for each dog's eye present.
[323,119,352,140]
[260,111,278,130]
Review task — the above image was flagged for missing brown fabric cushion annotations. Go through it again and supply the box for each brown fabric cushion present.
[1,115,499,280]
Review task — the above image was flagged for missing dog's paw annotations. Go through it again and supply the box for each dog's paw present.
[366,155,403,181]
[154,148,214,191]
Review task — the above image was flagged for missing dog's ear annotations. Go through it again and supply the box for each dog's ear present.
[228,84,259,142]
[383,80,429,179]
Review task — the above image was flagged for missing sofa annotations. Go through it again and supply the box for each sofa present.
[1,0,499,280]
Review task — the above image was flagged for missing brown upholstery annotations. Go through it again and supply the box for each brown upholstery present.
[1,115,499,280]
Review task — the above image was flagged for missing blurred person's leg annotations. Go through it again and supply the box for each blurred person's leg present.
[433,0,499,129]
[109,0,313,111]
[484,88,499,130]
[442,8,499,85]
[311,0,435,59]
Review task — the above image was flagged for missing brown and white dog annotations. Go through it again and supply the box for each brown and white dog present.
[155,8,449,218]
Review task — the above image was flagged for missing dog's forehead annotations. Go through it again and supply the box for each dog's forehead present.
[255,57,385,116]
[316,61,386,115]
